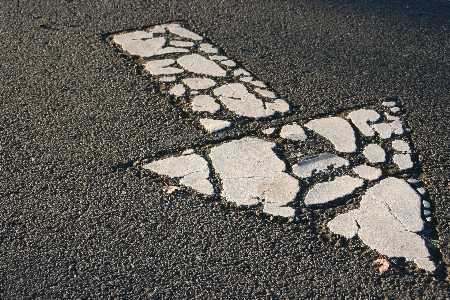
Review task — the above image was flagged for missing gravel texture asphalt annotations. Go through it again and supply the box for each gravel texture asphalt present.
[1,0,449,298]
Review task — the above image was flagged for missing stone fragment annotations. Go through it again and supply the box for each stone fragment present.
[382,101,397,107]
[304,176,364,205]
[192,95,220,113]
[328,177,433,272]
[292,153,349,178]
[166,23,203,40]
[144,59,184,75]
[170,40,194,47]
[200,43,218,53]
[209,137,299,217]
[250,80,267,88]
[254,88,276,98]
[221,60,236,67]
[392,140,411,153]
[240,76,253,82]
[262,127,276,135]
[265,99,290,115]
[390,119,405,135]
[393,154,413,170]
[423,200,431,209]
[114,32,189,57]
[417,187,426,195]
[199,118,231,133]
[182,149,195,155]
[280,123,307,141]
[424,210,431,217]
[372,123,393,139]
[386,114,400,121]
[234,69,250,76]
[408,178,419,184]
[347,109,380,137]
[391,107,401,113]
[210,55,228,61]
[169,84,185,96]
[305,117,357,153]
[182,78,216,89]
[353,165,382,181]
[363,144,385,163]
[142,154,214,195]
[159,76,176,82]
[177,54,227,77]
[151,25,166,34]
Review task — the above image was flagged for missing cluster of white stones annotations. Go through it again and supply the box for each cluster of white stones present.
[142,101,436,272]
[112,23,290,133]
[111,22,437,273]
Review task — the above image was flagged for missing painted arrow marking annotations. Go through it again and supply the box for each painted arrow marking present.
[109,23,438,272]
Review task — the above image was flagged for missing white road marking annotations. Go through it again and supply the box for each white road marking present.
[199,118,231,133]
[392,139,411,153]
[292,153,348,178]
[254,88,276,98]
[177,54,227,77]
[280,123,307,141]
[192,95,221,113]
[353,164,382,180]
[305,117,357,153]
[347,109,380,137]
[182,78,216,89]
[144,59,184,75]
[393,153,413,170]
[166,23,203,40]
[304,176,364,205]
[363,144,386,163]
[169,84,185,96]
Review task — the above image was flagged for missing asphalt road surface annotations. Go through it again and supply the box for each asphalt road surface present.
[1,0,450,298]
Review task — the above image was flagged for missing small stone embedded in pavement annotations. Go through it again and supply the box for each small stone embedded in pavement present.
[292,153,349,178]
[305,117,357,153]
[304,175,364,205]
[363,144,386,163]
[280,123,308,141]
[199,118,231,133]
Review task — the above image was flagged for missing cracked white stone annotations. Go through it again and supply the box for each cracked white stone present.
[144,59,184,75]
[166,24,203,40]
[151,25,166,34]
[417,187,426,195]
[392,140,411,153]
[393,154,413,170]
[142,154,214,195]
[386,114,400,121]
[382,101,397,107]
[192,95,220,113]
[372,123,393,139]
[305,117,357,153]
[240,76,253,82]
[199,118,231,133]
[234,69,250,76]
[214,83,287,118]
[262,127,276,135]
[280,123,307,141]
[304,176,364,205]
[250,80,267,88]
[177,54,227,77]
[347,109,380,137]
[169,84,185,96]
[265,99,290,115]
[391,107,401,113]
[200,43,218,53]
[254,88,276,98]
[423,200,431,209]
[159,76,176,82]
[390,119,404,135]
[363,144,386,163]
[182,78,216,90]
[210,55,227,61]
[328,177,433,272]
[209,137,299,217]
[353,165,382,181]
[114,32,189,57]
[221,60,236,67]
[169,40,194,47]
[182,149,195,155]
[292,153,349,178]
